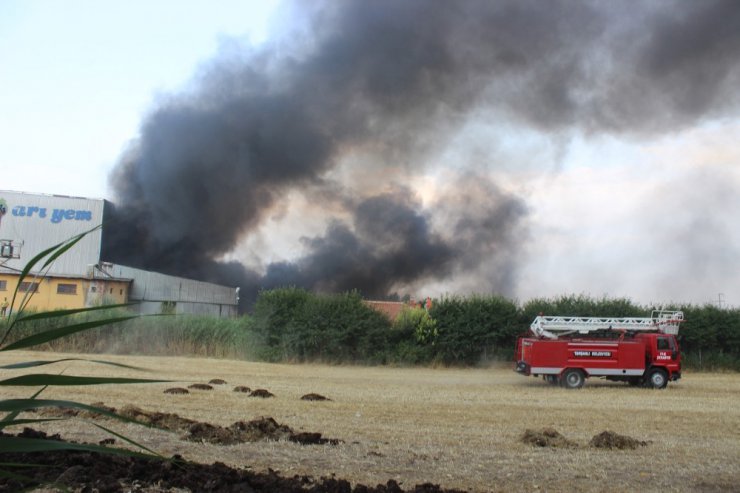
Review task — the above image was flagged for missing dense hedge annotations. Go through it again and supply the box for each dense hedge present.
[249,290,740,369]
[3,290,738,369]
[250,288,392,363]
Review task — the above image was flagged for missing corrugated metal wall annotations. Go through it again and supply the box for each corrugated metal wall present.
[103,264,239,317]
[0,190,103,276]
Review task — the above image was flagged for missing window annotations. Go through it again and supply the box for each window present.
[119,289,123,295]
[109,288,113,294]
[57,283,77,295]
[18,282,39,293]
[90,286,97,293]
[657,338,670,350]
[0,280,6,291]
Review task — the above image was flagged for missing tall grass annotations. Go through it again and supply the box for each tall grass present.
[2,310,257,359]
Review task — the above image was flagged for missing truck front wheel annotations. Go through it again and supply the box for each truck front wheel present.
[561,369,585,389]
[646,368,668,389]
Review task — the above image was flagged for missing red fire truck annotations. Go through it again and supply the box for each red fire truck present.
[514,311,683,389]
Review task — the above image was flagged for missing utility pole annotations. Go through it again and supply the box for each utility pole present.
[717,293,726,309]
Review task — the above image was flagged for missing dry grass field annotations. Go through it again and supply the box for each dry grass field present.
[1,350,739,492]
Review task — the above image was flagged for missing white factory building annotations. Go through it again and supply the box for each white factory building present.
[0,190,239,318]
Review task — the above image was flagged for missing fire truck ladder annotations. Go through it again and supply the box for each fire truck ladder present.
[530,310,684,340]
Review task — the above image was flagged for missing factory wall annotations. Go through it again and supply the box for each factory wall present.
[1,190,239,318]
[99,264,239,318]
[0,190,104,276]
[0,272,130,314]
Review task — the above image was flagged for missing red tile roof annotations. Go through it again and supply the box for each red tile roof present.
[364,300,407,321]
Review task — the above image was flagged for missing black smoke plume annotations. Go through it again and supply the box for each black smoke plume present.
[103,0,740,310]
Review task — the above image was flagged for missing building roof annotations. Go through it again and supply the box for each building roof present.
[364,300,408,321]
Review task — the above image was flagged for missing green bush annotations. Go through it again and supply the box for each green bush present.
[251,288,393,363]
[429,294,519,365]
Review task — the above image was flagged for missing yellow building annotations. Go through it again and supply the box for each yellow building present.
[0,272,130,314]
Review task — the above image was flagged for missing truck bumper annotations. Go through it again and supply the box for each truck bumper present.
[515,361,530,375]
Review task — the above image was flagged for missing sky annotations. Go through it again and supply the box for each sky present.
[1,0,739,308]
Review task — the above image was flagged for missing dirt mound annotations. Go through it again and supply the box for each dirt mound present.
[233,385,252,393]
[188,383,214,390]
[118,404,198,432]
[186,422,239,445]
[31,403,341,447]
[164,387,189,394]
[35,401,116,420]
[0,429,464,492]
[184,416,342,446]
[290,432,341,446]
[589,431,649,450]
[18,427,61,441]
[301,393,332,401]
[521,428,577,448]
[250,388,275,398]
[209,378,227,385]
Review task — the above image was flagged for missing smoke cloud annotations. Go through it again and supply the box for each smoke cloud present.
[103,0,740,309]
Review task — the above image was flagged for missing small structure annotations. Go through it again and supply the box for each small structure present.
[364,300,407,321]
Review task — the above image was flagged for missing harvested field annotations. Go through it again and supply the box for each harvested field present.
[1,350,739,492]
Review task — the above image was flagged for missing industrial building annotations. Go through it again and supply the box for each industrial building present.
[0,190,238,318]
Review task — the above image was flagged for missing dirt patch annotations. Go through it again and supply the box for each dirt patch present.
[208,378,227,385]
[186,416,341,446]
[164,387,189,394]
[589,431,649,450]
[521,428,577,448]
[32,403,340,447]
[301,393,332,401]
[250,388,275,398]
[118,404,199,432]
[0,430,464,493]
[233,385,251,393]
[188,383,214,390]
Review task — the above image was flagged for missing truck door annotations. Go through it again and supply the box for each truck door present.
[655,336,672,364]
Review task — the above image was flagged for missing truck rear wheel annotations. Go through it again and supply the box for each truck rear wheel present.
[561,369,585,389]
[646,368,668,389]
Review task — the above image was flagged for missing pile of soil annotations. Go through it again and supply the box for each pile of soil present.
[35,403,340,446]
[118,404,199,432]
[249,389,275,398]
[589,431,649,450]
[186,416,340,446]
[301,393,332,401]
[164,387,189,394]
[521,428,650,451]
[188,383,214,390]
[520,428,577,448]
[0,429,465,492]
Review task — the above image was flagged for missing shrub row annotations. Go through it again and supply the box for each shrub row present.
[4,290,738,369]
[250,290,740,369]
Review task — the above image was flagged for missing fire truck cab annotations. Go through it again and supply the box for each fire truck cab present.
[514,311,683,389]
